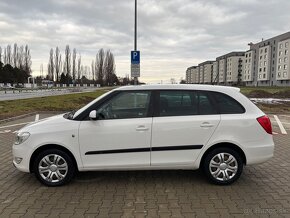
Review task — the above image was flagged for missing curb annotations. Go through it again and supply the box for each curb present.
[0,112,37,124]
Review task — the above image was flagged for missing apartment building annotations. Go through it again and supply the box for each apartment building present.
[212,61,218,84]
[199,64,204,84]
[216,52,244,85]
[276,38,290,81]
[199,61,214,84]
[248,31,290,86]
[185,66,199,83]
[186,31,290,86]
[226,54,244,84]
[243,50,255,85]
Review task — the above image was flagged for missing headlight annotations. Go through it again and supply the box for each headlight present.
[15,132,30,145]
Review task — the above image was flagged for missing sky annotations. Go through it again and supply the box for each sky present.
[0,0,290,83]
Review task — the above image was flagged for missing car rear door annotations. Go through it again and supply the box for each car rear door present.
[151,90,221,166]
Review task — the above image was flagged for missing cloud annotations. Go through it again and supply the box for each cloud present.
[0,0,290,83]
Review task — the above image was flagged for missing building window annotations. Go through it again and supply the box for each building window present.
[249,53,251,57]
[278,72,281,77]
[259,68,262,72]
[279,58,282,63]
[286,42,289,48]
[278,65,282,70]
[279,51,282,56]
[260,49,263,54]
[283,72,287,77]
[264,61,267,66]
[264,67,266,72]
[263,74,266,79]
[265,48,267,53]
[285,57,288,62]
[279,44,283,49]
[246,54,248,58]
[260,56,262,60]
[285,50,288,55]
[259,74,261,79]
[264,54,267,59]
[284,65,288,70]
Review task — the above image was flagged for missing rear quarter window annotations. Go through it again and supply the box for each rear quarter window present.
[211,92,245,114]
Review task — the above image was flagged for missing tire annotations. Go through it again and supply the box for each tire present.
[203,147,243,185]
[33,149,75,186]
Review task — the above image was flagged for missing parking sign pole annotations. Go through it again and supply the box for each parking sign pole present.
[134,0,137,85]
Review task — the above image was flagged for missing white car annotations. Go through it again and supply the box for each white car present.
[13,85,274,186]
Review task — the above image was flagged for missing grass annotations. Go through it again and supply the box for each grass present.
[240,86,290,95]
[0,90,107,120]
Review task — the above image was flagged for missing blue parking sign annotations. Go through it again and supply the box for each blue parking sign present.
[131,51,140,64]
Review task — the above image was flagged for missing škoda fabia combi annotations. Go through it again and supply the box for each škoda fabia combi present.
[13,85,274,186]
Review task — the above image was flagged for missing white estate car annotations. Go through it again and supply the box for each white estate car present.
[13,85,274,186]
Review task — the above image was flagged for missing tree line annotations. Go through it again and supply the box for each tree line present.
[48,46,118,86]
[0,44,32,84]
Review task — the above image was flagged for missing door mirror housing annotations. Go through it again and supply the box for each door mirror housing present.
[89,110,97,120]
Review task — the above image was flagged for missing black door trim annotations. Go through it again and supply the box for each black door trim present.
[85,145,203,155]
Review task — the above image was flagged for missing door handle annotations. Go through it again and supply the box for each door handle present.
[136,125,149,131]
[200,122,214,128]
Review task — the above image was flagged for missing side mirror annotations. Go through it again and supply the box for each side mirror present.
[89,110,97,120]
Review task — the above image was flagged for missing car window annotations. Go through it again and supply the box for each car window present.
[96,91,151,119]
[212,92,245,114]
[198,91,217,115]
[159,91,199,116]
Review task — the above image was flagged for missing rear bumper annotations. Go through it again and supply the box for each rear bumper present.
[245,143,275,165]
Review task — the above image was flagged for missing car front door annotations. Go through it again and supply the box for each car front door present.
[151,90,221,166]
[79,91,153,169]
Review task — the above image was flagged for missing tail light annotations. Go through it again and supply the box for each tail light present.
[257,115,272,134]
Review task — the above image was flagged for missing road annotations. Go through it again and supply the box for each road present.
[0,113,289,217]
[0,87,99,101]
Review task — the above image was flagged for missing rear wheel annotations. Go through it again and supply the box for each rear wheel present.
[203,147,243,185]
[33,149,75,186]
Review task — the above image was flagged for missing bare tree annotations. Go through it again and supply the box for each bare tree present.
[77,54,81,82]
[104,50,116,86]
[64,45,71,78]
[24,45,32,75]
[91,60,95,82]
[96,48,105,86]
[48,48,54,81]
[72,48,77,82]
[6,45,12,65]
[18,46,24,70]
[13,43,18,68]
[55,47,61,82]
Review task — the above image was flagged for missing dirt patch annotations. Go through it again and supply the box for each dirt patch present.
[272,90,290,98]
[247,90,273,98]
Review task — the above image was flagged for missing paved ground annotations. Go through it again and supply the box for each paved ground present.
[0,113,290,217]
[0,87,98,101]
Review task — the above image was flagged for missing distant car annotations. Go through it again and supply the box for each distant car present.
[12,85,274,186]
[1,84,14,89]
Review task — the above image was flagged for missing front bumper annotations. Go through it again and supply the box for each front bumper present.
[12,142,32,173]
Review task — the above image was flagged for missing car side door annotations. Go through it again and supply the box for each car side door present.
[78,90,153,169]
[151,90,221,166]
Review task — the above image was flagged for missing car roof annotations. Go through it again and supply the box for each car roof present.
[115,84,240,92]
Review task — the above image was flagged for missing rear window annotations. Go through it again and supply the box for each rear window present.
[211,92,245,114]
[158,90,217,116]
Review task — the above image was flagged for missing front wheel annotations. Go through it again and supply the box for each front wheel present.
[203,147,243,185]
[33,149,75,186]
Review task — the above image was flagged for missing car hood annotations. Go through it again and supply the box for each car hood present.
[20,114,77,133]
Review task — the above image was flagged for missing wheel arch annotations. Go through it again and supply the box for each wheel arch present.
[200,142,247,168]
[29,144,78,173]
